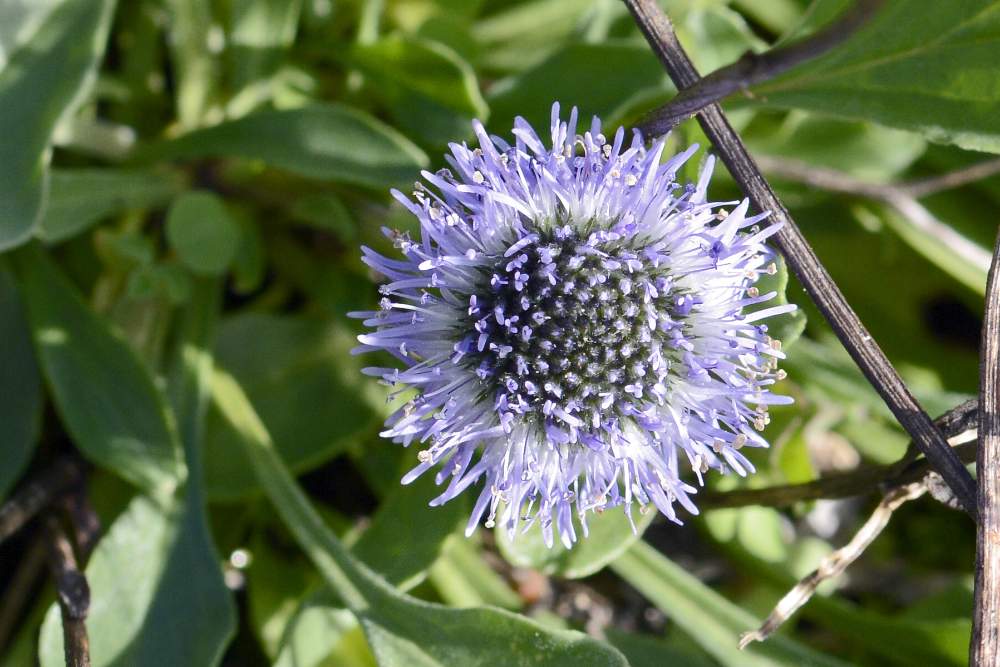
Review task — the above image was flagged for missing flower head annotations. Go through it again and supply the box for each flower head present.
[354,103,794,548]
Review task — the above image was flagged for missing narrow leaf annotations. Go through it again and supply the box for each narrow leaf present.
[147,104,428,189]
[11,244,184,494]
[0,0,116,249]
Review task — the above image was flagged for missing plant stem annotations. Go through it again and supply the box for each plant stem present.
[971,229,1000,665]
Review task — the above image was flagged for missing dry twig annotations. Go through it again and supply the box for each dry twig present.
[739,481,927,649]
[755,155,994,275]
[971,230,1000,665]
[45,517,91,667]
[0,458,83,544]
[701,399,978,509]
[639,0,885,134]
[623,0,978,517]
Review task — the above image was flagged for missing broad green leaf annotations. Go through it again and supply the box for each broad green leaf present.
[428,535,522,610]
[746,114,927,183]
[38,168,184,243]
[10,244,183,494]
[605,629,718,667]
[487,42,668,133]
[228,0,303,99]
[39,280,236,667]
[275,591,377,667]
[165,191,242,276]
[352,472,469,588]
[203,313,381,500]
[749,0,1000,154]
[351,35,488,145]
[471,0,597,72]
[0,265,42,499]
[611,542,847,667]
[290,192,357,240]
[212,370,631,667]
[147,104,428,189]
[496,504,655,579]
[0,0,116,249]
[38,494,235,667]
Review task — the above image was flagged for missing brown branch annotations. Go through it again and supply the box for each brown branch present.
[902,157,1000,199]
[623,0,979,519]
[755,155,993,272]
[638,0,885,134]
[701,399,978,509]
[971,229,1000,666]
[0,458,83,544]
[702,441,975,509]
[44,517,91,667]
[740,480,926,649]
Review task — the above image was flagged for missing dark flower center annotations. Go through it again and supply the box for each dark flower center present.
[458,228,696,429]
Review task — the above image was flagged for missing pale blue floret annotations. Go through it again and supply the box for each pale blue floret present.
[353,103,795,549]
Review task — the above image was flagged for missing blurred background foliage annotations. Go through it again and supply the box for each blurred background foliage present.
[0,0,997,665]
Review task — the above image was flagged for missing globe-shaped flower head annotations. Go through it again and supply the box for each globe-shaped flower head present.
[355,103,794,548]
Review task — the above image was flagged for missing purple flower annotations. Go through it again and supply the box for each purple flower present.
[354,103,794,548]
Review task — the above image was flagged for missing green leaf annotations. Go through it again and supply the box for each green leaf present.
[352,472,469,588]
[290,192,357,240]
[487,42,667,133]
[0,265,42,499]
[203,313,381,500]
[38,494,236,667]
[746,114,927,183]
[41,280,237,667]
[749,0,1000,154]
[165,191,242,276]
[10,244,184,494]
[227,0,303,98]
[605,628,718,667]
[428,535,523,610]
[38,168,185,243]
[496,504,655,579]
[351,35,488,145]
[611,542,847,667]
[212,370,631,667]
[0,0,116,249]
[275,591,377,667]
[147,104,428,189]
[877,202,990,295]
[163,0,217,128]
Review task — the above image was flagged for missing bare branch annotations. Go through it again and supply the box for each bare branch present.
[755,155,993,273]
[0,458,83,544]
[639,0,885,134]
[971,229,1000,666]
[623,0,979,518]
[740,481,927,649]
[902,157,1000,199]
[45,517,91,667]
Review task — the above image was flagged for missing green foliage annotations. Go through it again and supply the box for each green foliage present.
[0,0,116,249]
[11,244,183,493]
[0,1,992,666]
[750,0,1000,153]
[146,105,429,188]
[0,265,42,499]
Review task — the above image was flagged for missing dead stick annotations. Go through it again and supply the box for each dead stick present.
[971,228,1000,666]
[44,517,91,667]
